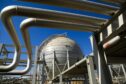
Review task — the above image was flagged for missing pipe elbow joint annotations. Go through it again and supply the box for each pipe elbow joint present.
[20,18,35,31]
[0,5,17,19]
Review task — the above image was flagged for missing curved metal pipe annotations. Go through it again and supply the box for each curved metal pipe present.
[0,49,21,72]
[1,5,106,26]
[0,58,31,75]
[0,5,101,74]
[0,6,30,74]
[20,18,100,59]
[0,9,21,72]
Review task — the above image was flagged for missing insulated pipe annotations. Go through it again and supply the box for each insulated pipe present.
[19,0,119,15]
[0,5,100,74]
[0,12,21,72]
[0,49,21,72]
[0,7,30,74]
[103,36,121,49]
[20,18,99,59]
[1,5,106,27]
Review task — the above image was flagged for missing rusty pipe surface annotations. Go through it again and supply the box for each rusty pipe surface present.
[20,18,100,59]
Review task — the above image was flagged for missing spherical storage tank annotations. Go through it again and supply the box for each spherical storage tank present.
[40,35,84,79]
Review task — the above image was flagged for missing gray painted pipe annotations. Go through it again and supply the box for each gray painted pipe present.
[20,18,99,61]
[0,5,102,74]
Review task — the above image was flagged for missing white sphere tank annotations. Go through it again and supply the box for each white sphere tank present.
[40,35,84,78]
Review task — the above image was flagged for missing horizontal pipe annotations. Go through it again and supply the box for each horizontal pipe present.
[1,5,106,26]
[0,49,20,72]
[20,18,100,63]
[19,0,119,15]
[0,59,33,64]
[0,58,31,75]
[8,51,27,54]
[20,18,100,31]
[5,44,35,48]
[0,5,102,74]
[103,36,121,49]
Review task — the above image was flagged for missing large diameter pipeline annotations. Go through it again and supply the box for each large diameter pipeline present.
[0,8,21,72]
[0,5,101,75]
[0,5,103,74]
[19,0,118,15]
[103,36,121,49]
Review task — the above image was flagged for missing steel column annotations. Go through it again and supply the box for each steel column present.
[52,51,55,79]
[90,35,112,84]
[32,46,38,84]
[121,64,126,80]
[86,56,97,84]
[59,75,63,84]
[67,49,70,68]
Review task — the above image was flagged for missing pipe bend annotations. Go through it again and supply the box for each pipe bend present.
[0,49,21,72]
[0,5,17,19]
[20,18,36,30]
[20,18,35,57]
[0,5,21,72]
[0,5,30,74]
[0,57,31,75]
[0,4,101,74]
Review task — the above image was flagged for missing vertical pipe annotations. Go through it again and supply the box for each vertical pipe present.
[32,46,38,84]
[67,49,70,68]
[52,51,55,79]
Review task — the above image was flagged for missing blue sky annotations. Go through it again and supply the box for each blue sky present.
[0,0,117,71]
[0,0,111,59]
